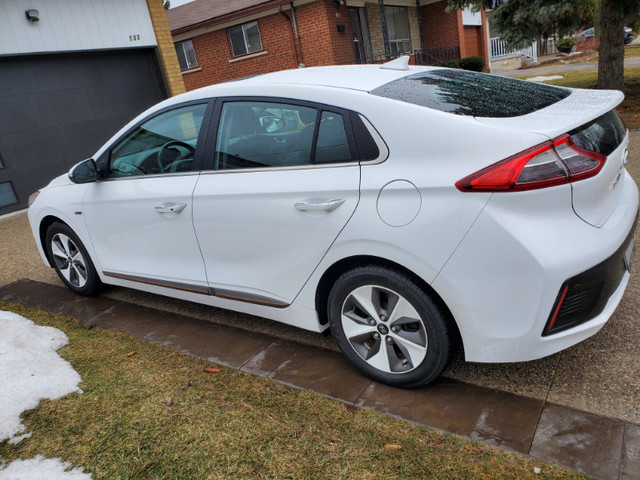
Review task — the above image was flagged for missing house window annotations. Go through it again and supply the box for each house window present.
[0,181,18,208]
[175,40,198,70]
[385,6,411,55]
[228,21,263,57]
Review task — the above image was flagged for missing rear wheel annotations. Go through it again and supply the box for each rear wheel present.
[328,266,451,388]
[45,222,100,296]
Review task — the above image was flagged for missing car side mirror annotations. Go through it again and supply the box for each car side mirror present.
[69,158,98,184]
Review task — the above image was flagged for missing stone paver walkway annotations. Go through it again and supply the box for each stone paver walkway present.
[1,279,638,480]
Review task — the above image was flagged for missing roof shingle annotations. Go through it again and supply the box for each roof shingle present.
[167,0,275,33]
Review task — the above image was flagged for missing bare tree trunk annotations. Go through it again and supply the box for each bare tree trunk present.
[597,0,625,90]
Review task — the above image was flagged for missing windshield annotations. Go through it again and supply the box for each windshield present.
[370,69,571,118]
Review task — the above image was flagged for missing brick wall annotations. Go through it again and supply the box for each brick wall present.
[181,0,355,90]
[146,0,185,96]
[408,5,423,54]
[182,13,300,90]
[366,3,384,60]
[296,0,336,66]
[176,0,488,91]
[324,1,356,65]
[421,0,460,49]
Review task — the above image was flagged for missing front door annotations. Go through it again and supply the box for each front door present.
[83,103,211,292]
[349,7,373,64]
[193,99,361,306]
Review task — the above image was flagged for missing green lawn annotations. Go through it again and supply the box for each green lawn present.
[0,301,588,480]
[519,66,640,128]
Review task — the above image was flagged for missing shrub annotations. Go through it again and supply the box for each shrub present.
[436,56,485,72]
[458,56,486,72]
[557,37,576,53]
[437,59,461,69]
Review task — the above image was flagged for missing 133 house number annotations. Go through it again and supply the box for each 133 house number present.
[129,34,140,41]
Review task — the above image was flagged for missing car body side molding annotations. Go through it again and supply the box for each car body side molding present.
[103,271,289,308]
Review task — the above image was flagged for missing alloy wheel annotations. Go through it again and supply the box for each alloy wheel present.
[340,285,428,374]
[50,233,89,288]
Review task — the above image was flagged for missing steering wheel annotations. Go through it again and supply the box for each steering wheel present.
[157,141,196,172]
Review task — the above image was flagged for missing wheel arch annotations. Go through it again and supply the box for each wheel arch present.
[314,255,462,350]
[39,215,70,266]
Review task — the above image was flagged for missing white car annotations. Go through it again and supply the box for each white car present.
[28,57,638,387]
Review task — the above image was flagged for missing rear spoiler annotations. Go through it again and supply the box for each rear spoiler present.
[475,88,624,139]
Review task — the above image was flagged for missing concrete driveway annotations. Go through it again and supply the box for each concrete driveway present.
[1,132,639,427]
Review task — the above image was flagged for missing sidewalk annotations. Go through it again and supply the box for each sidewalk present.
[498,55,640,77]
[1,279,638,480]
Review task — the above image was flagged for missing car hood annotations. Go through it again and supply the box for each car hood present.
[474,87,624,139]
[44,173,73,189]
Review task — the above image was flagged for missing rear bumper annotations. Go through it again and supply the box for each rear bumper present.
[432,170,638,363]
[543,218,636,336]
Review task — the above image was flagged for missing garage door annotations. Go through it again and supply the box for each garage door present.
[0,48,167,215]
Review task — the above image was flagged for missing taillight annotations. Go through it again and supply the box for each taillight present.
[456,135,606,192]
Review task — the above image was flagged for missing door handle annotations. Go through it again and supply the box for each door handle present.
[294,198,346,212]
[155,202,187,214]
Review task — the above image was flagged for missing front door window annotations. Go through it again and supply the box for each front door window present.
[108,104,207,178]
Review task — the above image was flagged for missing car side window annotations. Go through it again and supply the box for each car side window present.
[215,101,318,170]
[108,104,207,178]
[315,111,352,164]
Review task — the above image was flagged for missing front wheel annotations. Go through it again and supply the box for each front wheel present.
[328,266,451,388]
[45,222,101,296]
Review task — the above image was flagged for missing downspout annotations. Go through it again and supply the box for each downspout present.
[415,0,424,52]
[377,0,391,60]
[290,3,305,66]
[279,4,300,67]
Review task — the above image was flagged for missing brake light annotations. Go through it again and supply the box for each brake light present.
[456,135,606,192]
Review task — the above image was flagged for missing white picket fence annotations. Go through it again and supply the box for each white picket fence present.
[490,37,537,62]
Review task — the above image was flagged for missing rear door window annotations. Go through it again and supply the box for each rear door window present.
[315,112,352,164]
[213,100,360,169]
[371,69,570,118]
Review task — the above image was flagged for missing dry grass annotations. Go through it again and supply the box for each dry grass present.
[0,301,589,480]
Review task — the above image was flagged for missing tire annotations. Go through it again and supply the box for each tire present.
[45,222,101,296]
[328,266,451,388]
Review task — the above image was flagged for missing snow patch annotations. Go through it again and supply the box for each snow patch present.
[0,456,91,480]
[7,433,32,445]
[525,75,564,83]
[0,311,91,478]
[0,311,82,442]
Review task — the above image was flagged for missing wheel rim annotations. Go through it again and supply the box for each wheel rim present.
[50,233,88,288]
[341,285,427,374]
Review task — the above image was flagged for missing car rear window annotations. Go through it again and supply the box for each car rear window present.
[370,69,571,118]
[570,110,627,156]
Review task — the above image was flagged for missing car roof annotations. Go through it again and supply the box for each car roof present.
[238,64,436,91]
[174,63,438,105]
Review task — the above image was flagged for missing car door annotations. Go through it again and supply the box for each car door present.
[82,101,212,292]
[192,98,361,306]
